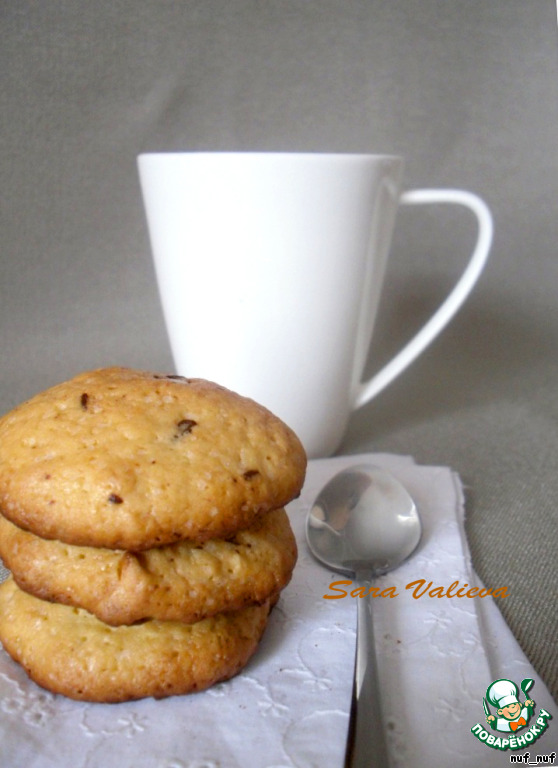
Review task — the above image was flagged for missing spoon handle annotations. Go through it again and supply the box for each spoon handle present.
[345,581,390,767]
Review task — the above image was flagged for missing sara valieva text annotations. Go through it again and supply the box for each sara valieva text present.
[323,579,509,600]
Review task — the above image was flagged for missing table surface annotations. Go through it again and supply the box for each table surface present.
[1,0,556,704]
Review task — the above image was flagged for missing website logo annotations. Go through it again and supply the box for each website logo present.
[471,678,552,752]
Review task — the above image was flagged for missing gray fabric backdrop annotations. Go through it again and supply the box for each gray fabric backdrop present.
[1,1,557,702]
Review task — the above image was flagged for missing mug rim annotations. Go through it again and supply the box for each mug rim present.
[137,151,404,162]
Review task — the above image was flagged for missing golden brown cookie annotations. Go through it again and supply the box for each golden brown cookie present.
[0,577,271,702]
[0,508,297,625]
[0,367,306,549]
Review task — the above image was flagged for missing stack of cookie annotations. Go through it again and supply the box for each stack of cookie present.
[0,367,306,702]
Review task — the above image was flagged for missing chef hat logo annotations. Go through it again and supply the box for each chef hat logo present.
[486,679,519,709]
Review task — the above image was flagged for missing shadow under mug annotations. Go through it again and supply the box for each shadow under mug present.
[138,152,493,458]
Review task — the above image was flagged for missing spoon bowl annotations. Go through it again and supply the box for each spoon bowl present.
[306,464,422,767]
[307,464,421,576]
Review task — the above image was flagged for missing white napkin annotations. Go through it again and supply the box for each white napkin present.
[0,454,553,768]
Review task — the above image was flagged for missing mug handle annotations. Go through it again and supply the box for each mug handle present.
[354,188,493,408]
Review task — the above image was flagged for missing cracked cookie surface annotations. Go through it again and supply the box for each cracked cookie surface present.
[0,507,296,625]
[0,577,271,702]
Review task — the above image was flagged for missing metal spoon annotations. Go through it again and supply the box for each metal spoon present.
[306,464,422,767]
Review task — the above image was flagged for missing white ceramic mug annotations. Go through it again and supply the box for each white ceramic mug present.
[138,153,493,458]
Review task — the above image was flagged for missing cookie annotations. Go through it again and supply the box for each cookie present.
[0,507,297,625]
[0,367,306,549]
[0,577,271,702]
